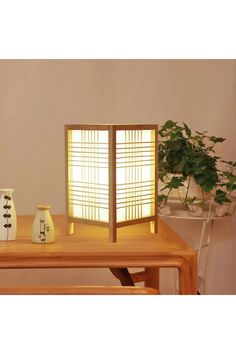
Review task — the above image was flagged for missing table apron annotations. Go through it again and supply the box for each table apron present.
[0,255,194,269]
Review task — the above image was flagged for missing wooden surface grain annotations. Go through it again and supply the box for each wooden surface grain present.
[0,215,197,294]
[0,285,159,295]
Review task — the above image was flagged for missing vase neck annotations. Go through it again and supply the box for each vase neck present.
[36,204,51,211]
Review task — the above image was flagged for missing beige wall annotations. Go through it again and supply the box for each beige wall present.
[0,60,235,293]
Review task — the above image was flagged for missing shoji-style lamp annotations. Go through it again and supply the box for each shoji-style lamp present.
[65,124,158,242]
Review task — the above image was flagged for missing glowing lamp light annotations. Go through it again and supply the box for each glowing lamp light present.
[65,124,158,242]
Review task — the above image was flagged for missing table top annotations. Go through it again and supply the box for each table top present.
[0,215,196,269]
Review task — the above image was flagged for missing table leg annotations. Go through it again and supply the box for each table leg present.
[144,267,159,290]
[110,268,160,291]
[178,256,197,295]
[110,268,135,286]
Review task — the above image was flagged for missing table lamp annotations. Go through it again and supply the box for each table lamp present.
[65,124,158,242]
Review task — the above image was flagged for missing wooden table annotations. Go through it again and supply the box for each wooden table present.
[0,216,197,294]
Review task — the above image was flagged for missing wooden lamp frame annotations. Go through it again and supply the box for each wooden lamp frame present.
[65,124,158,242]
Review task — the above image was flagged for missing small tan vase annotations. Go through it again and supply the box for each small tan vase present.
[32,205,55,243]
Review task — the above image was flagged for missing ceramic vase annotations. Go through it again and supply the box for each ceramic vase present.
[0,188,17,241]
[159,174,207,201]
[32,205,55,243]
[187,206,203,217]
[159,205,172,216]
[215,203,229,217]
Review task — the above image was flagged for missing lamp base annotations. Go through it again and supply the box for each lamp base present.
[67,221,74,235]
[149,220,158,234]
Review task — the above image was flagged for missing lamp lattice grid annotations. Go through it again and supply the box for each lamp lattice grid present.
[65,124,158,242]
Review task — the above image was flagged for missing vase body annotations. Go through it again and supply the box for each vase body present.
[32,205,55,243]
[178,176,205,200]
[0,188,17,241]
[215,203,230,217]
[159,174,205,200]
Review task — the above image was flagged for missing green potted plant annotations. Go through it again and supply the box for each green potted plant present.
[158,120,236,217]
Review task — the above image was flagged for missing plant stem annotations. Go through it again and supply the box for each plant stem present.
[184,175,191,207]
[162,188,172,208]
[201,188,206,202]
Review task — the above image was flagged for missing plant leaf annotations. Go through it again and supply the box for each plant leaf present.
[163,120,176,129]
[161,176,185,190]
[183,123,191,137]
[158,194,168,202]
[214,190,231,205]
[209,136,226,143]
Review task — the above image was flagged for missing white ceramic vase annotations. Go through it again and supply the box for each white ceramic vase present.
[215,203,230,217]
[159,205,172,216]
[32,205,55,243]
[0,188,17,241]
[159,174,206,200]
[187,206,203,217]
